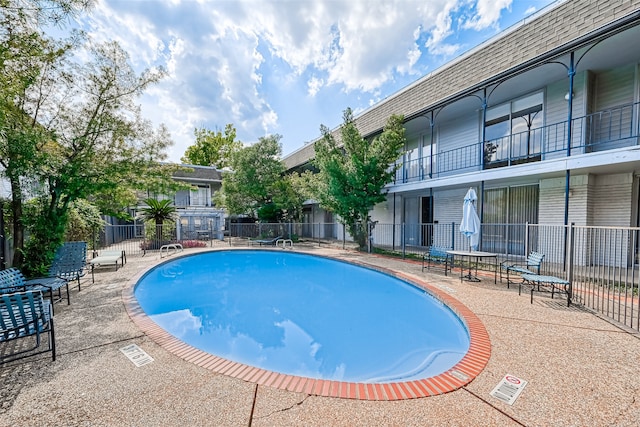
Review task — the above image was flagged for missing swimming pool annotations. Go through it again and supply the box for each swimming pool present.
[133,250,474,384]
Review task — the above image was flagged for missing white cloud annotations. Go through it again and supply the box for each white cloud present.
[462,0,513,31]
[84,0,166,67]
[166,36,184,75]
[424,0,462,56]
[241,1,466,92]
[62,0,546,160]
[307,76,324,97]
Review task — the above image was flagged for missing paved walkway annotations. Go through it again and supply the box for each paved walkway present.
[2,244,639,426]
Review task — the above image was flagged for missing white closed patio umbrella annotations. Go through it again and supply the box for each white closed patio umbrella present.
[460,188,481,251]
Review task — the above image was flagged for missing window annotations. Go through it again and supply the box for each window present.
[482,185,539,255]
[484,93,543,168]
[190,186,209,206]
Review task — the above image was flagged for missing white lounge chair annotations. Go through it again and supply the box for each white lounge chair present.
[90,250,126,282]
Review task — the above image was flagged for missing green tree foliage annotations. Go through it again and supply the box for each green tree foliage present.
[0,1,93,28]
[139,198,177,226]
[314,107,406,249]
[138,198,177,244]
[219,134,286,219]
[1,1,175,272]
[24,41,170,273]
[271,171,315,222]
[64,198,104,248]
[181,124,241,168]
[0,0,88,267]
[218,135,311,223]
[254,173,313,223]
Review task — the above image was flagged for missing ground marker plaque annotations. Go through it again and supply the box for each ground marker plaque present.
[490,374,527,405]
[438,284,456,293]
[449,369,469,381]
[120,344,154,367]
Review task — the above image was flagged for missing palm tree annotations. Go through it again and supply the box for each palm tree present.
[139,198,177,243]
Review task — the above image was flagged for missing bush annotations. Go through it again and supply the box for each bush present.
[138,239,207,251]
[142,219,176,241]
[180,240,207,248]
[65,199,105,248]
[20,197,65,277]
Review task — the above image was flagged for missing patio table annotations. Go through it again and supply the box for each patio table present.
[446,250,498,283]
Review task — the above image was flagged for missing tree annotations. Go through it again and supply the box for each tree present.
[0,1,93,27]
[139,198,177,243]
[218,134,286,219]
[314,108,406,249]
[270,171,315,223]
[0,0,92,268]
[1,20,174,272]
[139,198,177,227]
[181,124,241,168]
[64,198,104,248]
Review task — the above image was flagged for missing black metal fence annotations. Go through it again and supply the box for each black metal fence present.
[85,221,640,332]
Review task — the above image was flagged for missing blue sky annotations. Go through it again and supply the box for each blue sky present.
[64,0,560,162]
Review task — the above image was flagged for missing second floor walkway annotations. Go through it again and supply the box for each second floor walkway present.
[394,101,640,187]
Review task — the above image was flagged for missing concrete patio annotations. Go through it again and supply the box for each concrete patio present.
[1,244,639,426]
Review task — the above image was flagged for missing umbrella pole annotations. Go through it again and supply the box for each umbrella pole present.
[479,181,485,250]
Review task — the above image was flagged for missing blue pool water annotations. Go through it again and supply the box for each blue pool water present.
[134,250,470,383]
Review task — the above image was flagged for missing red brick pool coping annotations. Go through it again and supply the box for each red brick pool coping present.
[122,249,491,401]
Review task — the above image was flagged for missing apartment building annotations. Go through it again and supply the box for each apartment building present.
[138,164,225,240]
[283,0,640,255]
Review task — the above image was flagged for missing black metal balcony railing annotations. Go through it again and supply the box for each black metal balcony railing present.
[395,101,640,183]
[174,194,213,208]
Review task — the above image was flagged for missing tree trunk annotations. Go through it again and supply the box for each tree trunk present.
[155,220,163,242]
[9,174,24,268]
[349,221,368,250]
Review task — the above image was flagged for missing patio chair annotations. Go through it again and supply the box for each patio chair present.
[500,251,545,288]
[25,241,88,305]
[421,246,453,276]
[90,249,126,282]
[251,235,283,246]
[0,268,30,295]
[1,290,56,362]
[2,268,68,313]
[520,273,571,306]
[47,241,88,291]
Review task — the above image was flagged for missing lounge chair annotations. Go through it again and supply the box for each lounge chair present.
[1,290,56,362]
[0,268,31,295]
[500,251,545,288]
[90,249,126,282]
[520,273,571,306]
[251,236,283,246]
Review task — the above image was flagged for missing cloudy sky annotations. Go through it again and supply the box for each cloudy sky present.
[64,0,558,162]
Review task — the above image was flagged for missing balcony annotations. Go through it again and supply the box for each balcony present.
[174,193,213,208]
[394,102,640,184]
